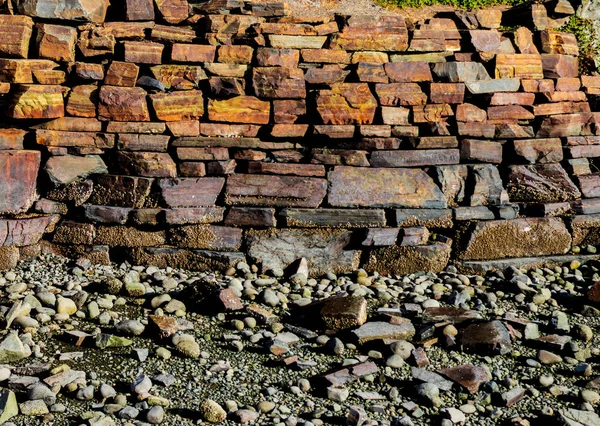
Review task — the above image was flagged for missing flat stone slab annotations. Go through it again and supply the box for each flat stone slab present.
[456,254,600,274]
[353,321,415,344]
[438,364,491,394]
[460,320,512,355]
[328,166,447,209]
[246,228,360,277]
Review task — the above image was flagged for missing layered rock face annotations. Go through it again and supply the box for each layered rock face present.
[0,0,597,274]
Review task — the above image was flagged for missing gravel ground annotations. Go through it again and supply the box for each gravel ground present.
[0,253,599,426]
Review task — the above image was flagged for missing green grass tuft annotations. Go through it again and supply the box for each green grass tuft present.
[376,0,528,10]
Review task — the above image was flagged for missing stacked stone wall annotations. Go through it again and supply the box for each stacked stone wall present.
[0,0,598,275]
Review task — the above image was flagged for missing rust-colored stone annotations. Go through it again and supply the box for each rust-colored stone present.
[331,15,408,51]
[66,85,97,118]
[329,166,446,208]
[123,41,164,64]
[256,48,299,67]
[125,0,154,21]
[384,62,432,82]
[36,24,76,62]
[150,90,204,121]
[430,83,465,104]
[150,65,207,90]
[208,96,270,125]
[252,67,305,99]
[375,83,427,106]
[0,59,58,83]
[316,83,377,125]
[496,53,543,79]
[0,15,33,59]
[171,44,216,62]
[0,150,40,214]
[8,85,65,119]
[155,0,189,24]
[217,45,254,64]
[225,174,327,208]
[115,152,177,177]
[105,61,139,87]
[98,86,150,122]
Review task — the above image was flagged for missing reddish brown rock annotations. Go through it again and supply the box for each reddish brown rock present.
[151,24,194,44]
[507,164,580,203]
[331,15,408,51]
[316,83,377,125]
[0,215,59,247]
[8,85,65,119]
[542,54,579,78]
[125,0,155,21]
[439,365,491,394]
[0,15,33,59]
[0,59,58,84]
[301,49,351,64]
[36,130,114,148]
[171,44,216,62]
[155,0,189,24]
[574,174,600,198]
[487,105,534,120]
[177,147,228,161]
[117,134,169,151]
[217,45,254,64]
[105,61,139,87]
[44,154,107,185]
[304,65,350,85]
[256,48,299,67]
[515,27,538,54]
[461,140,502,163]
[0,129,27,150]
[36,24,76,62]
[356,62,388,83]
[98,86,150,122]
[123,41,164,64]
[541,30,578,56]
[66,85,98,118]
[384,62,432,82]
[537,113,591,137]
[225,174,327,208]
[273,99,305,124]
[224,207,276,227]
[248,162,325,177]
[0,150,40,214]
[150,65,207,90]
[375,83,427,106]
[430,83,465,104]
[208,96,270,125]
[513,138,562,163]
[495,53,543,79]
[158,178,225,207]
[252,67,305,99]
[329,166,446,208]
[167,120,199,137]
[115,152,176,177]
[75,62,104,80]
[150,90,204,121]
[209,77,245,97]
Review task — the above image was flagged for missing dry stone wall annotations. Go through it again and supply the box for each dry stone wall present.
[0,0,598,276]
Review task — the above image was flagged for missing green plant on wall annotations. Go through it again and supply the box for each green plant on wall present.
[377,0,528,9]
[560,15,600,75]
